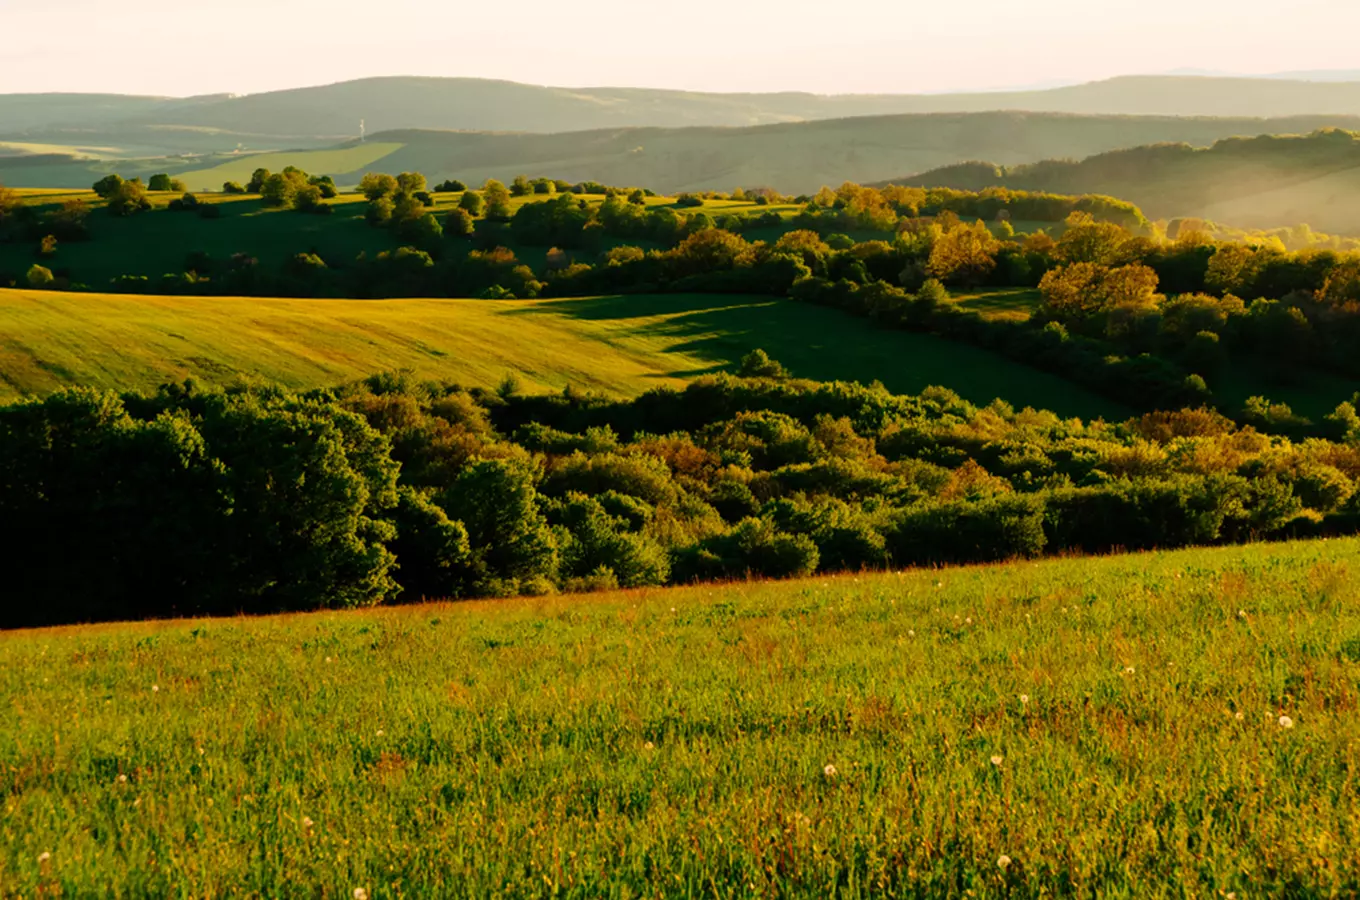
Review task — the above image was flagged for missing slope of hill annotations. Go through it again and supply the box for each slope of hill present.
[170,112,1360,194]
[899,128,1360,234]
[0,288,1123,420]
[13,75,1360,139]
[3,535,1356,895]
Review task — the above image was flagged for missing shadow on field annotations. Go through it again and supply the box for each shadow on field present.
[502,293,1132,421]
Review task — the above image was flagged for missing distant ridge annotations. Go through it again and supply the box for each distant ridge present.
[12,74,1360,140]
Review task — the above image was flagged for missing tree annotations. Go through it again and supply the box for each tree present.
[437,459,557,593]
[927,220,1000,285]
[359,173,399,200]
[510,175,531,197]
[309,175,338,199]
[459,191,485,216]
[293,184,325,213]
[1056,213,1132,266]
[365,196,394,226]
[222,181,246,194]
[260,173,297,208]
[39,235,57,257]
[628,188,647,206]
[483,180,512,220]
[92,174,124,198]
[737,349,790,379]
[26,264,54,287]
[106,179,150,216]
[247,168,272,193]
[398,213,444,249]
[396,172,427,195]
[434,179,467,192]
[445,208,475,238]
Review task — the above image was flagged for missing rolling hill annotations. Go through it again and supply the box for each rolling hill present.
[0,288,1123,421]
[12,75,1360,140]
[144,113,1360,195]
[898,128,1360,234]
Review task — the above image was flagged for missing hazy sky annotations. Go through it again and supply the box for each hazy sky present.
[4,0,1359,96]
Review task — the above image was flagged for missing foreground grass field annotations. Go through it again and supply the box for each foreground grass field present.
[2,537,1358,896]
[0,288,1126,419]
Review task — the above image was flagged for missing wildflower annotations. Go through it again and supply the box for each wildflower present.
[1234,711,1244,721]
[1123,666,1135,675]
[375,730,384,737]
[990,755,1003,767]
[823,764,838,778]
[38,851,51,864]
[997,855,1012,870]
[354,890,368,900]
[1019,694,1029,705]
[643,741,655,750]
[116,774,128,784]
[907,629,915,636]
[1279,715,1295,729]
[1238,609,1247,619]
[965,617,973,625]
[151,684,159,693]
[302,816,314,829]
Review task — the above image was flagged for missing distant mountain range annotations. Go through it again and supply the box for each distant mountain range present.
[11,75,1360,145]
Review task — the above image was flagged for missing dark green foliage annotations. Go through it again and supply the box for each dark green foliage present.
[437,459,558,595]
[673,518,820,582]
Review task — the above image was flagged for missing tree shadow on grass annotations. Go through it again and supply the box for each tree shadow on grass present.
[500,293,1129,421]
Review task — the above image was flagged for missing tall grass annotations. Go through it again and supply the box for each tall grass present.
[2,537,1358,896]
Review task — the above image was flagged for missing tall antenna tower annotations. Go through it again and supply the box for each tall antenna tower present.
[359,119,366,143]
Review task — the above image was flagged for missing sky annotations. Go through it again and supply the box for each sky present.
[3,0,1359,97]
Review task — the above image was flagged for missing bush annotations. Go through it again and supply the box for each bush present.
[25,264,54,288]
[885,495,1047,565]
[672,518,820,582]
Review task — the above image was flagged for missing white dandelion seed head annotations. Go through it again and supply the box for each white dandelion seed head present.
[353,889,368,900]
[997,855,1012,870]
[1238,609,1247,618]
[965,617,973,625]
[38,851,51,863]
[990,755,1004,767]
[375,730,384,737]
[823,764,838,778]
[643,741,654,750]
[907,629,915,636]
[302,816,314,829]
[116,774,128,784]
[1019,694,1029,704]
[151,685,159,693]
[1234,711,1245,721]
[1279,715,1295,729]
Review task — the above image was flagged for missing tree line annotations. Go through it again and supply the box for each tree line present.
[3,361,1357,628]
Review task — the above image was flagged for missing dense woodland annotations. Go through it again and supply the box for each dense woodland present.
[3,361,1358,627]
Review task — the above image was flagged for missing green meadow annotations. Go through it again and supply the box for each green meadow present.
[0,288,1125,420]
[2,537,1358,897]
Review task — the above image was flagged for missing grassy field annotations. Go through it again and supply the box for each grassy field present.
[950,288,1041,322]
[2,536,1357,896]
[173,144,408,191]
[0,288,1125,420]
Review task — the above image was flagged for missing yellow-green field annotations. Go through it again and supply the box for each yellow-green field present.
[173,144,409,191]
[0,288,1126,419]
[3,537,1358,896]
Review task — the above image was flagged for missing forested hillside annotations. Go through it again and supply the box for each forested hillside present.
[903,128,1360,234]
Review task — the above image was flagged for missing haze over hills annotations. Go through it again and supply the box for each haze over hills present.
[10,74,1360,144]
[897,128,1360,235]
